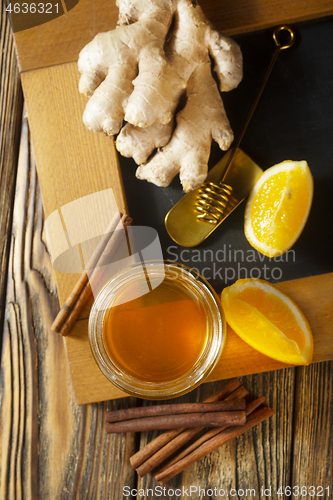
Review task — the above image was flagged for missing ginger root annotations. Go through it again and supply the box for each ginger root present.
[78,0,242,192]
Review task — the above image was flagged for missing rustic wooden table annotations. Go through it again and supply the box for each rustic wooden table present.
[1,4,333,499]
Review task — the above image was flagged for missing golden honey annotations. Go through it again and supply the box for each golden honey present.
[89,261,226,399]
[103,276,208,382]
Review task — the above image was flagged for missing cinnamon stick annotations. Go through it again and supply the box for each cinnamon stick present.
[105,400,245,423]
[106,411,246,434]
[51,213,132,336]
[129,378,242,469]
[157,396,266,473]
[155,404,275,483]
[134,384,249,477]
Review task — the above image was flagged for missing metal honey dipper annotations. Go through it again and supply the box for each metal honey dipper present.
[165,25,296,247]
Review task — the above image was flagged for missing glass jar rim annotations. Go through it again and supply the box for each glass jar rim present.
[88,260,226,399]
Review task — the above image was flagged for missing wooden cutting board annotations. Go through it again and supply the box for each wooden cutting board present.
[11,0,333,404]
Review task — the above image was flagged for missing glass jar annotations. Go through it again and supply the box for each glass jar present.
[88,261,226,399]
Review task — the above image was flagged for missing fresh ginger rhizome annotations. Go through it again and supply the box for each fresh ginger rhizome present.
[78,0,242,192]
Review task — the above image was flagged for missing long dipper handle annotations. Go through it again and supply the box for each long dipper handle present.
[220,25,296,181]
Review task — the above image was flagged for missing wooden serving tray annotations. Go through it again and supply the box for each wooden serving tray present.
[11,0,333,404]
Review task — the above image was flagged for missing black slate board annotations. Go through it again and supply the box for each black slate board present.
[119,16,333,293]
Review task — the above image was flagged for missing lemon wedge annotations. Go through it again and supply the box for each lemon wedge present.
[221,278,313,365]
[244,160,313,257]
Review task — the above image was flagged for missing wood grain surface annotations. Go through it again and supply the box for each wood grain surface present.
[0,112,332,499]
[292,362,333,490]
[0,3,23,349]
[12,0,333,72]
[1,2,333,497]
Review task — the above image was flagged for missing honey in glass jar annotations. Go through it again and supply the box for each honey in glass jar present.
[89,261,226,399]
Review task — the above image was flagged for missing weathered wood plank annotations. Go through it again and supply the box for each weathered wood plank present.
[0,0,23,351]
[292,362,333,495]
[136,371,296,498]
[0,116,137,499]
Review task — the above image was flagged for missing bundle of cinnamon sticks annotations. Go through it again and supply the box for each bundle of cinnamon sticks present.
[51,213,132,337]
[105,378,275,482]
